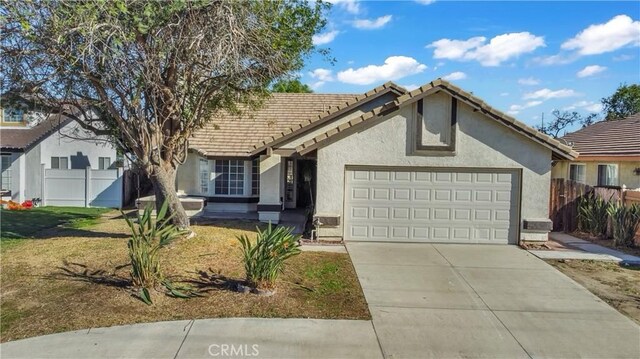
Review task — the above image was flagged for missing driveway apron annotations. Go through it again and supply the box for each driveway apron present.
[346,242,640,359]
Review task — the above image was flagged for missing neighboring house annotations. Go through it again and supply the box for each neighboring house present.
[0,100,120,207]
[177,79,577,244]
[551,114,640,189]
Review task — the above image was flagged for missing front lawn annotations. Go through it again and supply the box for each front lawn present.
[0,215,369,342]
[547,259,640,324]
[0,206,112,241]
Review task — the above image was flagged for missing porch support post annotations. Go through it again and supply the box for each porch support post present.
[257,154,283,224]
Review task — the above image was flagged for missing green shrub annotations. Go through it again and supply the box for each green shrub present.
[577,192,610,237]
[123,200,185,303]
[607,203,640,248]
[237,223,301,290]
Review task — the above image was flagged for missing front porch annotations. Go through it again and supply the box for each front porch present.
[169,151,318,235]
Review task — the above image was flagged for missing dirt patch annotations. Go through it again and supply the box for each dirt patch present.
[0,217,369,342]
[571,231,640,257]
[520,240,571,251]
[547,259,640,324]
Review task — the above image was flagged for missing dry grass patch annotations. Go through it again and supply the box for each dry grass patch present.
[548,259,640,324]
[0,216,369,342]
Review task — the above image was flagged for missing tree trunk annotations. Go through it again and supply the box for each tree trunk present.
[149,165,190,231]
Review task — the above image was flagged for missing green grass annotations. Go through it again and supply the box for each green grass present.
[0,206,111,241]
[303,259,348,295]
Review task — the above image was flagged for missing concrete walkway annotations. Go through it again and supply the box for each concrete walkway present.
[346,242,640,359]
[528,232,640,264]
[0,318,382,359]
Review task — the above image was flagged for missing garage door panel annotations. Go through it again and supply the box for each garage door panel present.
[344,168,520,244]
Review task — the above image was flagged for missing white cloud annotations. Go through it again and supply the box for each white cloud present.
[308,68,334,89]
[562,15,640,55]
[429,37,486,60]
[312,30,339,46]
[585,103,604,112]
[523,88,579,100]
[613,54,635,61]
[428,32,545,66]
[576,65,607,78]
[400,84,419,91]
[327,0,360,14]
[518,77,540,86]
[508,100,543,115]
[500,92,510,97]
[441,71,467,81]
[415,0,436,5]
[352,15,392,30]
[337,56,427,85]
[534,53,577,66]
[564,100,603,113]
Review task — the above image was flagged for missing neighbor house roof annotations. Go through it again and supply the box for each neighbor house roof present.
[190,82,407,157]
[560,113,640,158]
[0,115,70,151]
[294,79,578,160]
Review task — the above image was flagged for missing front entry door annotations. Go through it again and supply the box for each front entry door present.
[284,159,297,209]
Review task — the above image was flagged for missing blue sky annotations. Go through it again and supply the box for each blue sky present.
[301,1,640,131]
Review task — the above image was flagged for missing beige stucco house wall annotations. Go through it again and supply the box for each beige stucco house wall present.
[314,92,552,242]
[551,160,640,189]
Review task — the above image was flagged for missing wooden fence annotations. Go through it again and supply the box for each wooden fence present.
[549,179,622,232]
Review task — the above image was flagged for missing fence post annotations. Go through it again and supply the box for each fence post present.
[117,167,124,209]
[41,164,46,206]
[85,166,91,208]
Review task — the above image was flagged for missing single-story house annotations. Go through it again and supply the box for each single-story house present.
[0,103,121,207]
[551,114,640,189]
[177,79,577,244]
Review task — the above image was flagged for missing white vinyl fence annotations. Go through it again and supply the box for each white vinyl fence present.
[42,165,123,208]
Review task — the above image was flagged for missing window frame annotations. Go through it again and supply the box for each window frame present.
[214,159,245,196]
[51,156,69,169]
[199,158,209,195]
[568,163,586,183]
[596,163,619,187]
[414,97,458,153]
[2,108,25,123]
[98,157,111,170]
[251,158,260,196]
[1,154,12,191]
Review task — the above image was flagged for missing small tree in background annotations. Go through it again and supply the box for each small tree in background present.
[272,78,314,93]
[535,110,597,138]
[2,0,329,230]
[602,84,640,120]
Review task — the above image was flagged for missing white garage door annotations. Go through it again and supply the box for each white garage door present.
[344,167,520,244]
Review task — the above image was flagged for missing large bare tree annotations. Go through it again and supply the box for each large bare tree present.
[1,0,328,230]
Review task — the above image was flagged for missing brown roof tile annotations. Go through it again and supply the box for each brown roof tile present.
[0,115,70,150]
[189,93,358,157]
[561,114,640,157]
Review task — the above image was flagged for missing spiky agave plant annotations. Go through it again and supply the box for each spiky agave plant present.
[237,223,301,290]
[607,203,640,248]
[578,192,611,238]
[123,200,185,303]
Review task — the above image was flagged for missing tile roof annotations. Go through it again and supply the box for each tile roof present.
[0,115,70,150]
[189,93,359,157]
[295,79,578,161]
[560,113,640,157]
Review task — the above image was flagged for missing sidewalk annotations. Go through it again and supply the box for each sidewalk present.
[528,232,640,264]
[0,318,382,359]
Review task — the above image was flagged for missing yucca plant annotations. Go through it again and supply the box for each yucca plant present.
[577,192,610,238]
[607,203,640,248]
[123,200,186,304]
[237,223,301,291]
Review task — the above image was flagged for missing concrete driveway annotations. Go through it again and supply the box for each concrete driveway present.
[347,242,640,359]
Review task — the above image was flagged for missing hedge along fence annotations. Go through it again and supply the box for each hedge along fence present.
[550,179,640,240]
[549,179,620,233]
